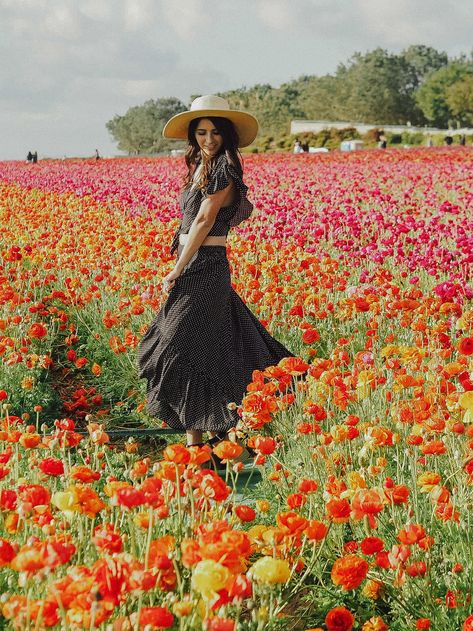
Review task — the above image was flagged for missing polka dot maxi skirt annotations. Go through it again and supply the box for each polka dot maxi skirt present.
[137,245,294,433]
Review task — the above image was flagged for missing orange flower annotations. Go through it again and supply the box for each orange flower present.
[19,432,41,448]
[326,498,351,523]
[304,520,328,542]
[397,524,426,545]
[325,606,355,631]
[278,356,309,375]
[350,489,384,522]
[212,440,243,461]
[420,440,446,455]
[28,323,48,339]
[362,616,388,631]
[69,465,101,483]
[331,555,369,590]
[163,443,191,465]
[276,511,308,535]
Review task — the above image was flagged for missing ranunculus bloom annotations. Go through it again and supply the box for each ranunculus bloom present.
[204,618,235,631]
[69,465,101,483]
[362,616,388,631]
[305,520,328,541]
[325,606,355,631]
[458,337,473,355]
[0,538,15,566]
[28,323,48,338]
[213,440,244,461]
[192,559,230,598]
[331,555,369,590]
[233,505,256,522]
[39,457,64,477]
[248,556,290,584]
[139,606,174,629]
[302,328,320,344]
[361,537,384,555]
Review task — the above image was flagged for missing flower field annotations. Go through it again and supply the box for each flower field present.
[0,147,472,630]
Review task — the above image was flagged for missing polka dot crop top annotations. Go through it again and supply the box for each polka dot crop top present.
[170,153,253,254]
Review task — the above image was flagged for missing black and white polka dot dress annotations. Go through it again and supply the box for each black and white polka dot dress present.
[137,153,294,433]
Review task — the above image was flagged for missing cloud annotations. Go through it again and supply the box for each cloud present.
[0,0,471,158]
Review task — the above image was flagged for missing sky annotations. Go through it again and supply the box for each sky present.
[1,0,471,160]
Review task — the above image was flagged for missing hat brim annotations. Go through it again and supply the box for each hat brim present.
[162,109,259,148]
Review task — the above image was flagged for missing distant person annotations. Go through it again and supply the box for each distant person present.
[95,148,101,160]
[426,135,433,147]
[301,142,309,153]
[32,151,38,163]
[26,151,33,163]
[444,136,453,146]
[459,134,466,146]
[378,134,387,149]
[293,140,304,154]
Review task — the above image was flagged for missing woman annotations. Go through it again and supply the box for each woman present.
[137,95,293,450]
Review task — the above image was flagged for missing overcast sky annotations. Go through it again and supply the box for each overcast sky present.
[1,0,471,160]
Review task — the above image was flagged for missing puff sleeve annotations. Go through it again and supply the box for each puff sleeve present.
[205,155,253,227]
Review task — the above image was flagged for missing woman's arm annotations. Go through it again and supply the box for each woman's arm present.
[162,181,233,292]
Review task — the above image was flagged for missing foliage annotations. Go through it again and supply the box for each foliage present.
[106,97,186,155]
[446,74,473,126]
[106,47,473,155]
[416,63,473,127]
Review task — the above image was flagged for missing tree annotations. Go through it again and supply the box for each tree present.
[334,48,423,124]
[446,75,473,126]
[415,62,473,127]
[401,45,449,87]
[106,97,186,155]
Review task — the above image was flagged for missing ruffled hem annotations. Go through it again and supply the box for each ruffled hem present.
[139,342,241,432]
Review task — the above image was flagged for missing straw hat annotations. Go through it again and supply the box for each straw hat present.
[162,95,259,147]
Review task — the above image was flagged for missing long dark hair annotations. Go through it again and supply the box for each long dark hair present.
[184,117,243,189]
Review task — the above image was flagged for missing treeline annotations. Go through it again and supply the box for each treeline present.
[106,45,473,154]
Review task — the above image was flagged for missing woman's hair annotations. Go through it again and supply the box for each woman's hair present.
[184,117,243,189]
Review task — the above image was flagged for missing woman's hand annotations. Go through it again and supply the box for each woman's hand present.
[162,268,181,293]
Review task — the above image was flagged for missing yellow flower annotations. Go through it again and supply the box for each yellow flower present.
[459,391,473,411]
[21,376,35,390]
[248,556,290,584]
[191,560,230,598]
[256,499,270,513]
[51,489,79,517]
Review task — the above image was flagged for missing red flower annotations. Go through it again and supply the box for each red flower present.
[92,523,123,553]
[287,493,306,509]
[139,606,174,629]
[302,328,320,344]
[298,479,318,494]
[233,505,256,522]
[463,615,473,630]
[361,537,384,555]
[416,619,431,629]
[204,618,235,631]
[39,457,64,477]
[0,538,15,566]
[115,487,146,509]
[28,323,48,339]
[0,489,17,511]
[325,605,355,631]
[458,337,473,355]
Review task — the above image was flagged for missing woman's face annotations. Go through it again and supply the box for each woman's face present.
[194,118,223,157]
